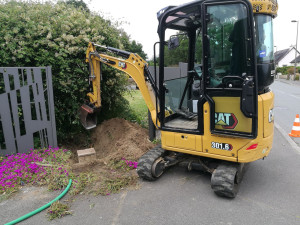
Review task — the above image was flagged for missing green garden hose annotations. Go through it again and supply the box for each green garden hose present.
[5,179,72,225]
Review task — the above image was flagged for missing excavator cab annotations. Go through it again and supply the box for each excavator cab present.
[156,0,275,139]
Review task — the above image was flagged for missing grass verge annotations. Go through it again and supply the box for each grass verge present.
[0,148,97,198]
[0,148,139,206]
[123,90,148,128]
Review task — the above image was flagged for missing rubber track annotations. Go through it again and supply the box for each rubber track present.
[137,146,165,181]
[211,163,239,198]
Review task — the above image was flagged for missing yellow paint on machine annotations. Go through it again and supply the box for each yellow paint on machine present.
[161,92,274,163]
[174,133,196,150]
[262,91,274,138]
[213,97,252,133]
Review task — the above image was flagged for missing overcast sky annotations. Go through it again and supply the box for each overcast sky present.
[87,0,300,59]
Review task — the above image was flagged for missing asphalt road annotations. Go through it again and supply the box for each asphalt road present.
[2,79,300,225]
[272,79,300,146]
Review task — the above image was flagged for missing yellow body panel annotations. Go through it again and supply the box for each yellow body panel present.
[162,92,274,163]
[174,133,196,150]
[262,91,274,138]
[213,97,252,133]
[249,0,278,17]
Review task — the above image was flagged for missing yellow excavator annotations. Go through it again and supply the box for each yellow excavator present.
[79,0,278,198]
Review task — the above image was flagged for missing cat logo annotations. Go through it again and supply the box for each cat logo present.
[215,112,238,129]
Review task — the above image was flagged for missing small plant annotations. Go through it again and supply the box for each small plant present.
[91,158,139,196]
[122,159,138,169]
[69,172,97,195]
[109,158,138,170]
[152,139,161,145]
[47,201,72,220]
[108,160,130,172]
[98,175,136,196]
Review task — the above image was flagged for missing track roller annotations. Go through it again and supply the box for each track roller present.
[137,146,166,181]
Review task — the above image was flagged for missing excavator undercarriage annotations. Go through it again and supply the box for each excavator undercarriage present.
[136,145,247,198]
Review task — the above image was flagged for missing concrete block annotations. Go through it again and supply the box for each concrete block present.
[77,148,96,163]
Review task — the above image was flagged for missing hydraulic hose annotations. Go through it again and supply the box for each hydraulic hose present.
[5,179,72,225]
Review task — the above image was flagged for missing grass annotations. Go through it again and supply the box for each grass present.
[47,201,72,220]
[97,175,136,196]
[90,158,139,196]
[123,90,148,128]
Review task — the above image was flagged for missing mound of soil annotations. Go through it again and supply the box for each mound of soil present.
[91,118,155,162]
[70,118,156,195]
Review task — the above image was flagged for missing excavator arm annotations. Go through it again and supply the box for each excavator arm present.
[79,42,159,129]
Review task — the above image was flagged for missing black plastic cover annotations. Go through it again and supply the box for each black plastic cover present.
[257,62,275,93]
[241,77,255,118]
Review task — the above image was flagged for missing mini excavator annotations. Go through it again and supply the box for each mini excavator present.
[79,0,278,198]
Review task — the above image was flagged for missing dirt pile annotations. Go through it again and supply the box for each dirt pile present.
[70,118,155,195]
[91,118,155,162]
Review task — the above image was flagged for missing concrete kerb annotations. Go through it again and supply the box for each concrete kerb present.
[277,78,300,87]
[274,122,300,155]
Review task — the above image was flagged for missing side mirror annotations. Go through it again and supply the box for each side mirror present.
[168,36,180,50]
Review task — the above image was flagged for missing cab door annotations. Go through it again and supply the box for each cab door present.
[202,1,258,138]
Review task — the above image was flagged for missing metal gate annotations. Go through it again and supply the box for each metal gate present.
[0,67,57,156]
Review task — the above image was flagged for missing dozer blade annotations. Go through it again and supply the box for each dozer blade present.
[79,104,97,130]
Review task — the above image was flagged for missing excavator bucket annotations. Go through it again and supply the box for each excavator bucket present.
[79,104,97,130]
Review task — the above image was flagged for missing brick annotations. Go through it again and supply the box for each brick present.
[77,148,96,163]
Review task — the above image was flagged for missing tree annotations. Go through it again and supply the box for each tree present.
[119,31,148,59]
[164,33,189,67]
[65,0,89,12]
[0,0,144,142]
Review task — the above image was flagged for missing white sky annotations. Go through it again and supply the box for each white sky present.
[87,0,300,59]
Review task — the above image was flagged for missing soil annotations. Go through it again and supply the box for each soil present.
[69,118,156,194]
[91,118,155,162]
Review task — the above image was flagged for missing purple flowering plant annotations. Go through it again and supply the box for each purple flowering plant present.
[0,146,139,197]
[121,158,138,169]
[0,147,73,195]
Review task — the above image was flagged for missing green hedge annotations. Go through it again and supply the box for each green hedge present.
[0,1,140,142]
[276,66,300,75]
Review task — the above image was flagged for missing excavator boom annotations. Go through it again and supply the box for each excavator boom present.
[79,42,158,129]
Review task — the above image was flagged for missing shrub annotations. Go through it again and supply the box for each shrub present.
[276,66,300,75]
[0,1,144,142]
[287,67,296,75]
